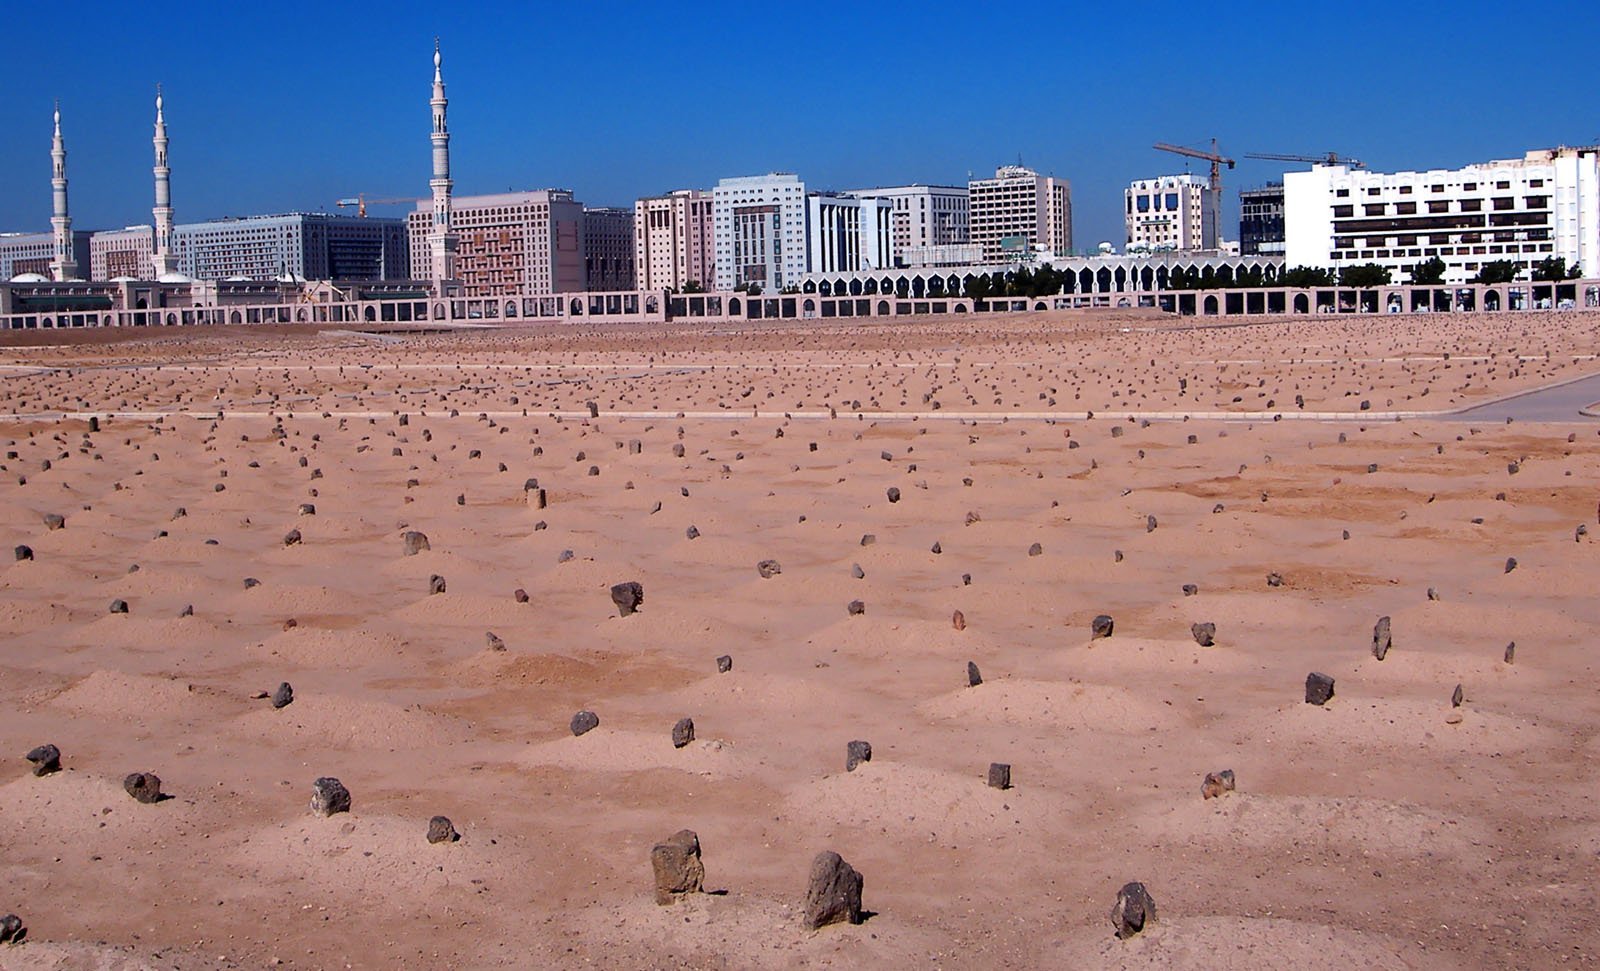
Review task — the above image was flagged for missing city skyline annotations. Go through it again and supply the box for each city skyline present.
[1,0,1597,249]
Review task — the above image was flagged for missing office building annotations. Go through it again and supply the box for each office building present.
[90,226,155,280]
[2,231,90,282]
[1285,147,1600,284]
[583,207,636,291]
[409,190,585,296]
[806,193,891,275]
[1239,184,1285,256]
[968,165,1071,262]
[1125,174,1211,251]
[172,213,407,281]
[844,184,969,267]
[634,190,714,292]
[713,173,808,292]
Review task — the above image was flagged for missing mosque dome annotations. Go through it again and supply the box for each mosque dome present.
[9,272,49,283]
[157,271,192,284]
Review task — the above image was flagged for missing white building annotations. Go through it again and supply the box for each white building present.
[635,189,714,291]
[90,226,154,280]
[409,190,585,296]
[806,194,891,275]
[1125,174,1212,252]
[968,165,1071,262]
[843,184,968,267]
[713,174,808,292]
[1285,147,1600,284]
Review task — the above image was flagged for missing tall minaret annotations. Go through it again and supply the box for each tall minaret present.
[152,86,177,278]
[426,39,458,284]
[49,102,79,282]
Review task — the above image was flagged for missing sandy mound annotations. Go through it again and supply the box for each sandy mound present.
[1245,697,1559,754]
[1141,792,1489,857]
[918,678,1189,734]
[0,771,190,845]
[781,759,1041,842]
[221,582,351,617]
[251,624,413,668]
[517,727,743,778]
[104,568,212,600]
[231,694,471,749]
[233,813,510,897]
[1066,635,1253,676]
[68,615,226,654]
[0,597,77,632]
[49,669,221,721]
[1058,915,1454,970]
[0,941,187,971]
[390,592,540,628]
[661,671,845,713]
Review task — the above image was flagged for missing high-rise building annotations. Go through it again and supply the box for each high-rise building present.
[426,41,459,286]
[151,88,179,279]
[409,190,585,295]
[49,104,78,281]
[1284,147,1600,284]
[634,190,714,292]
[582,207,636,291]
[713,174,808,292]
[806,194,892,274]
[968,165,1071,262]
[1125,174,1211,252]
[1239,184,1285,257]
[843,184,968,267]
[172,213,407,281]
[2,231,90,282]
[90,227,155,280]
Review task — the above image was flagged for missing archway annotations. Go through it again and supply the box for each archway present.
[1293,293,1309,314]
[876,300,890,316]
[433,303,445,320]
[728,297,741,316]
[1484,290,1500,311]
[1079,268,1093,293]
[362,307,374,322]
[167,312,178,325]
[803,298,816,315]
[505,301,518,317]
[1203,295,1219,316]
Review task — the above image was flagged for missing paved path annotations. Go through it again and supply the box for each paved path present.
[1445,371,1600,422]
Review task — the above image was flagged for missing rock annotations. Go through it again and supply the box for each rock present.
[860,534,876,546]
[951,609,966,631]
[1111,881,1157,939]
[587,401,599,418]
[1504,557,1517,574]
[42,513,64,530]
[1369,615,1393,661]
[299,503,316,516]
[13,544,32,561]
[428,574,446,595]
[402,530,430,555]
[651,829,705,905]
[513,588,529,604]
[0,913,22,943]
[685,525,700,540]
[570,710,600,736]
[427,815,459,844]
[716,654,733,673]
[851,563,865,579]
[282,528,302,547]
[757,559,782,578]
[557,549,574,563]
[1201,769,1236,799]
[1504,641,1516,664]
[672,443,686,458]
[1145,515,1157,533]
[886,487,901,503]
[846,600,865,616]
[271,682,294,709]
[846,740,872,772]
[672,717,695,749]
[803,851,864,929]
[1267,572,1284,588]
[987,762,1011,789]
[1182,583,1198,596]
[485,631,506,652]
[610,581,644,616]
[25,743,61,776]
[1427,586,1440,601]
[1451,683,1464,708]
[310,777,351,817]
[628,439,642,455]
[1445,711,1464,725]
[1091,614,1114,639]
[967,661,982,687]
[1190,622,1215,647]
[123,772,163,803]
[109,599,129,614]
[1305,672,1336,706]
[1028,542,1042,556]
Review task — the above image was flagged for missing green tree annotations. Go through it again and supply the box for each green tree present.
[1410,257,1447,286]
[681,280,704,293]
[1280,266,1335,288]
[1531,256,1581,282]
[965,274,991,301]
[1473,260,1519,285]
[1339,263,1393,288]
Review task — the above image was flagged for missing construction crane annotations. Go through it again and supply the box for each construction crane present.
[1245,151,1364,169]
[335,194,416,218]
[1153,139,1234,251]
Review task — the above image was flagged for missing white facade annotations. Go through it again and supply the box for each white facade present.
[90,226,155,280]
[968,165,1071,262]
[1285,147,1600,284]
[843,184,968,267]
[713,174,808,292]
[806,194,891,275]
[1125,174,1211,252]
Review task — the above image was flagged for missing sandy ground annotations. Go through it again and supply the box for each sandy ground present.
[0,309,1597,969]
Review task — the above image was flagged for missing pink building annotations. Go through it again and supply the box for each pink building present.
[634,189,714,291]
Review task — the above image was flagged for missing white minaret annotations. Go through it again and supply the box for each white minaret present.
[152,86,177,278]
[426,39,458,285]
[49,102,79,282]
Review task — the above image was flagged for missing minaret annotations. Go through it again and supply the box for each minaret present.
[49,102,78,282]
[152,86,177,278]
[426,39,458,285]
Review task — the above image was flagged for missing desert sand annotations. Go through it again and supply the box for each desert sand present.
[1,309,1597,969]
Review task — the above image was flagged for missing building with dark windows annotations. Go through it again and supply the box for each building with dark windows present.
[1239,184,1285,257]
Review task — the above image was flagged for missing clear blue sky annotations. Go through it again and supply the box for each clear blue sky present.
[3,0,1597,251]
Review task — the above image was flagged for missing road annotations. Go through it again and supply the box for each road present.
[1447,371,1600,422]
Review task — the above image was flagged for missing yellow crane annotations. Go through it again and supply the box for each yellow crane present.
[1153,139,1235,250]
[335,194,417,218]
[1245,151,1364,169]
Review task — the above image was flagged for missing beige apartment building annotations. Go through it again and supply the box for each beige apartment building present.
[408,189,585,296]
[634,189,714,291]
[89,226,155,280]
[968,165,1072,262]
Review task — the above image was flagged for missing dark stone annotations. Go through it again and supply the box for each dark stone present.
[1146,515,1157,533]
[14,544,32,561]
[109,599,129,614]
[485,631,506,652]
[1504,641,1516,664]
[846,600,865,616]
[851,563,865,579]
[610,581,644,616]
[716,654,733,673]
[1114,550,1123,562]
[42,513,64,530]
[757,559,782,578]
[1427,586,1440,601]
[283,528,302,547]
[0,913,23,944]
[427,815,459,844]
[672,443,686,458]
[1267,572,1284,588]
[243,577,261,589]
[88,416,99,433]
[951,609,965,631]
[570,710,600,736]
[930,541,942,554]
[1305,672,1336,705]
[1201,769,1236,799]
[1111,882,1157,939]
[25,743,61,776]
[962,573,972,586]
[886,487,901,503]
[123,772,163,803]
[987,762,1011,789]
[271,682,294,709]
[514,588,529,604]
[860,534,876,546]
[587,401,599,418]
[1191,622,1216,647]
[672,717,695,749]
[299,503,316,516]
[402,530,430,555]
[428,574,446,595]
[310,776,351,817]
[179,604,193,617]
[1027,542,1043,557]
[1451,683,1464,708]
[685,525,700,540]
[1504,557,1517,574]
[967,661,982,687]
[651,829,705,905]
[557,549,574,563]
[803,851,864,929]
[1372,616,1392,660]
[1091,614,1114,639]
[1182,583,1198,596]
[846,740,872,772]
